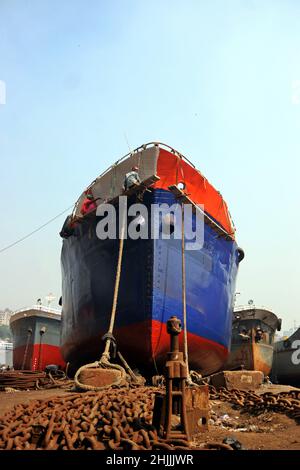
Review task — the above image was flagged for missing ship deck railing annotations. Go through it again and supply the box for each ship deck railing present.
[70,142,236,236]
[234,305,275,313]
[12,305,62,316]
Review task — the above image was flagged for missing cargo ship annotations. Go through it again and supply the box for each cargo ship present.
[271,327,300,386]
[225,306,282,376]
[10,305,65,371]
[60,142,244,376]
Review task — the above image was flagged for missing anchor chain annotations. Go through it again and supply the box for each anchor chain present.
[209,386,300,421]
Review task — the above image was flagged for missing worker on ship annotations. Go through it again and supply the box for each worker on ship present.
[239,328,250,341]
[123,166,141,191]
[80,192,98,216]
[255,327,264,342]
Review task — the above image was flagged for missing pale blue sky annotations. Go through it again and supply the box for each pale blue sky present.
[0,1,299,330]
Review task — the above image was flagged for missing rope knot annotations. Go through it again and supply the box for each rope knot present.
[166,316,182,336]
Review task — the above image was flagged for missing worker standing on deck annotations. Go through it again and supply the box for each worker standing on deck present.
[80,192,97,216]
[123,166,141,191]
[255,327,264,342]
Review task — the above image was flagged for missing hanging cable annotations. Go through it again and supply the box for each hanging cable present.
[181,202,190,382]
[21,328,32,371]
[0,205,74,254]
[181,202,201,387]
[74,202,128,391]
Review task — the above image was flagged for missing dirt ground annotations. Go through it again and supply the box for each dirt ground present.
[196,399,300,450]
[0,386,299,450]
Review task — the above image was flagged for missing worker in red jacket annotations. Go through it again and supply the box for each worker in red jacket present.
[80,193,97,216]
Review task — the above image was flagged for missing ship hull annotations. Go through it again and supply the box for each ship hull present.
[225,308,280,376]
[10,310,65,371]
[0,343,13,368]
[271,328,300,386]
[61,189,239,376]
[226,342,274,376]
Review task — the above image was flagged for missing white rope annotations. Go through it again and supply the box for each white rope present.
[181,203,191,383]
[74,202,127,391]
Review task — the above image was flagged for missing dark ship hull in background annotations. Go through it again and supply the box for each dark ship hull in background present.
[225,306,282,376]
[271,327,300,386]
[60,143,244,376]
[10,306,65,371]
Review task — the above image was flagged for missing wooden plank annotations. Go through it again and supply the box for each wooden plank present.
[123,174,160,197]
[168,184,234,241]
[109,174,160,204]
[75,175,160,222]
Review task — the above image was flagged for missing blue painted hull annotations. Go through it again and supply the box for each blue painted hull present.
[60,189,239,375]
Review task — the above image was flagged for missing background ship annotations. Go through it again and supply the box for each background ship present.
[10,305,65,371]
[60,142,244,376]
[271,327,300,386]
[0,341,13,369]
[225,305,282,376]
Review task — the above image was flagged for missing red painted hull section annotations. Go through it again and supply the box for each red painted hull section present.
[155,148,234,236]
[67,319,229,376]
[150,320,228,375]
[116,320,228,375]
[13,344,65,371]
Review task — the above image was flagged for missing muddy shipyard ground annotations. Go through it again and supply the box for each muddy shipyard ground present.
[0,384,299,451]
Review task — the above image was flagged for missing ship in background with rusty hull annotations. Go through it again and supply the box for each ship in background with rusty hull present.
[225,306,282,376]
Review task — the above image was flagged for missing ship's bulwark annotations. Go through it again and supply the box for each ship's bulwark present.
[61,190,239,376]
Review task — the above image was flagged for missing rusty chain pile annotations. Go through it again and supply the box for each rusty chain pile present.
[0,386,197,451]
[3,381,298,451]
[0,370,72,391]
[209,386,300,421]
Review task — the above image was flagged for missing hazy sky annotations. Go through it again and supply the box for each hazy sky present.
[0,1,299,330]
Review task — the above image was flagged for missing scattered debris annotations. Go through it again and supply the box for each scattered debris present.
[223,437,245,450]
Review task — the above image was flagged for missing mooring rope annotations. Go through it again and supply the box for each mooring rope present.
[74,202,127,391]
[181,203,191,382]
